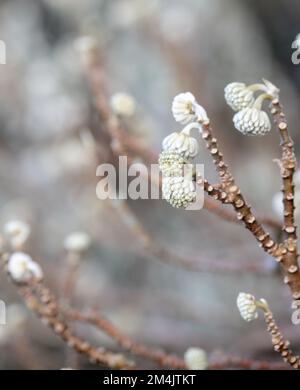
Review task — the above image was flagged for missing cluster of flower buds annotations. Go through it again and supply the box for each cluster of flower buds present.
[237,292,269,322]
[224,79,279,136]
[159,93,207,209]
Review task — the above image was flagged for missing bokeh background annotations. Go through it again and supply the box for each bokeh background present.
[0,0,300,369]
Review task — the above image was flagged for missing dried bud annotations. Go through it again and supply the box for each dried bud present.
[172,92,207,124]
[110,92,136,117]
[162,176,196,208]
[233,108,271,136]
[162,131,198,159]
[224,82,255,111]
[184,347,208,370]
[8,252,43,283]
[237,292,258,322]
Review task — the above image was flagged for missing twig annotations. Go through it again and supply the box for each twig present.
[66,308,288,370]
[263,308,300,369]
[199,122,282,258]
[270,99,300,301]
[1,250,135,370]
[209,355,288,370]
[66,308,186,369]
[197,114,300,301]
[108,199,269,275]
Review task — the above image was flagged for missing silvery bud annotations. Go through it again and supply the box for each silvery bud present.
[233,107,271,136]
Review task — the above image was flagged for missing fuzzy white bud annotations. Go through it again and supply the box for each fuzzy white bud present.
[4,220,31,249]
[158,151,187,177]
[172,92,207,124]
[184,347,208,370]
[224,82,255,111]
[162,176,196,208]
[233,107,271,136]
[8,252,43,283]
[162,131,198,159]
[237,292,258,322]
[110,92,136,117]
[64,232,91,253]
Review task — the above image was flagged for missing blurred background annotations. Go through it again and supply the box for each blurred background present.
[0,0,300,369]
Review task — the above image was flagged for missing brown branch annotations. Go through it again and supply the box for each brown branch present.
[263,309,300,369]
[209,355,288,370]
[270,99,297,240]
[23,287,134,369]
[201,180,280,228]
[66,309,186,369]
[200,119,235,188]
[198,116,300,300]
[1,251,135,370]
[66,309,288,370]
[270,99,300,301]
[108,199,269,275]
[199,123,282,259]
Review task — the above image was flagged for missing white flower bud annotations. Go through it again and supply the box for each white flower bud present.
[74,36,97,54]
[233,107,271,136]
[110,92,136,117]
[158,151,187,177]
[162,176,196,208]
[184,347,208,370]
[237,292,258,322]
[162,131,198,159]
[64,232,91,253]
[8,252,43,283]
[4,220,31,249]
[172,92,207,124]
[224,82,255,111]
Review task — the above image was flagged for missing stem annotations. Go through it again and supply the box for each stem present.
[269,99,300,301]
[263,310,300,369]
[198,122,281,258]
[66,309,186,369]
[246,83,266,92]
[181,122,202,135]
[200,120,235,188]
[253,93,273,109]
